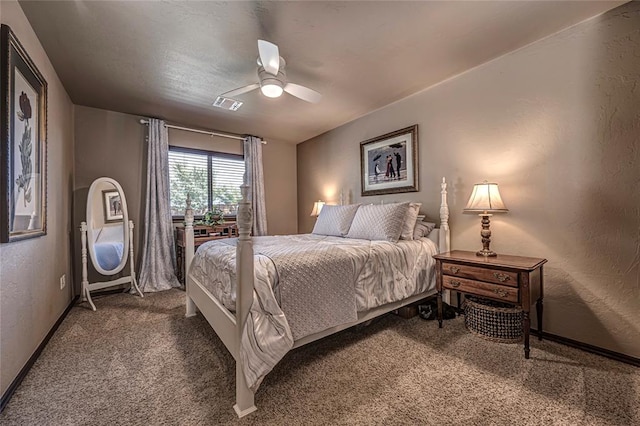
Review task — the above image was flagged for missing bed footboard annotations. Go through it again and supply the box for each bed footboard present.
[183,184,257,417]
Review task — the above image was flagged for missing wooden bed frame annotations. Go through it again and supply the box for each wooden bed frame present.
[184,177,451,418]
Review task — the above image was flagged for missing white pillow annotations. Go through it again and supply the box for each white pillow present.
[312,204,360,237]
[346,202,410,242]
[400,202,422,240]
[413,221,436,239]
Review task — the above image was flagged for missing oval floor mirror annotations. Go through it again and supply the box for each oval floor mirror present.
[80,177,143,310]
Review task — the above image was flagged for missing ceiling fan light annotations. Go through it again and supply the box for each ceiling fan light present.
[260,83,284,98]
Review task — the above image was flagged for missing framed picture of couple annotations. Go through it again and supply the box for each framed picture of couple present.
[102,190,123,223]
[360,125,418,196]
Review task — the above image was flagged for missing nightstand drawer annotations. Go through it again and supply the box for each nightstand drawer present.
[442,275,519,303]
[442,262,518,287]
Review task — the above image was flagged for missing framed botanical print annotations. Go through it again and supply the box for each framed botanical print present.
[0,25,48,243]
[360,125,418,196]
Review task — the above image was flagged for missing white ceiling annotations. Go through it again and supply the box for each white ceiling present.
[20,1,625,144]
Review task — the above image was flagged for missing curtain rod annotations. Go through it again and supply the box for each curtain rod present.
[139,119,266,144]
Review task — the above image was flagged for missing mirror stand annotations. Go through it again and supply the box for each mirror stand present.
[80,220,143,311]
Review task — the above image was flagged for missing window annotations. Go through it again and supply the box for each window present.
[168,146,244,217]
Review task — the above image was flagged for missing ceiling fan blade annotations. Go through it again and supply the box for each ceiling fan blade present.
[221,83,260,98]
[284,83,322,103]
[258,40,280,75]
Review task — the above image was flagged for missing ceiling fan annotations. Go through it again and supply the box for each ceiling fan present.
[220,40,322,104]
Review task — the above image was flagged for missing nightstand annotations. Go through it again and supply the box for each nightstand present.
[433,250,547,359]
[175,223,237,284]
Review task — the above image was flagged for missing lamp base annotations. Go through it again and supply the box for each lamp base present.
[476,213,497,257]
[476,249,497,257]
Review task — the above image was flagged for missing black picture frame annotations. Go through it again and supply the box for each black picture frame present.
[102,190,123,223]
[360,125,418,196]
[0,25,48,243]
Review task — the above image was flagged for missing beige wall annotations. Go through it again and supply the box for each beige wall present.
[73,107,297,287]
[297,3,639,358]
[0,1,75,396]
[167,126,298,235]
[168,128,243,155]
[262,138,298,235]
[73,106,146,288]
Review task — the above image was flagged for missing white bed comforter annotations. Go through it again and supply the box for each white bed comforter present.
[189,234,438,390]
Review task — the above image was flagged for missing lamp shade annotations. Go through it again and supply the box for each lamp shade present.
[261,83,284,98]
[464,182,508,213]
[310,200,325,217]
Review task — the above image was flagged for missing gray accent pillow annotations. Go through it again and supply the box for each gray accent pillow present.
[400,202,422,240]
[312,204,361,237]
[414,221,437,239]
[346,202,410,242]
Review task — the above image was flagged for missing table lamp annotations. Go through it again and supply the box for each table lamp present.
[310,200,325,217]
[464,181,508,257]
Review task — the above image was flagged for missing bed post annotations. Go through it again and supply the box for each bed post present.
[233,183,257,417]
[184,194,197,317]
[439,177,451,305]
[439,177,450,254]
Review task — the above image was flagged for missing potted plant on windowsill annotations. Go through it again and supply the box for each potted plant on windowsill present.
[203,207,225,226]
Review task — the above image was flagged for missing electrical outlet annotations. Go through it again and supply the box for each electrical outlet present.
[59,274,66,290]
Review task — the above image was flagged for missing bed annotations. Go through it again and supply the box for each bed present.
[184,178,451,417]
[93,225,125,271]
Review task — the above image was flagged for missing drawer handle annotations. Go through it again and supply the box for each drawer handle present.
[450,266,460,274]
[449,280,461,288]
[493,272,511,282]
[493,288,509,298]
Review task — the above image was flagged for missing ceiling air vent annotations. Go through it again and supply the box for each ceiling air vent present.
[213,96,243,111]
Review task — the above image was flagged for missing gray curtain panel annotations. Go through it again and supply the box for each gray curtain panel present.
[243,136,268,236]
[139,118,181,292]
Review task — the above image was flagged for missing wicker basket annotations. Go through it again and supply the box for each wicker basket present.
[464,297,523,343]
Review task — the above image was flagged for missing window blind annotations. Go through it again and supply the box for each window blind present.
[168,147,244,217]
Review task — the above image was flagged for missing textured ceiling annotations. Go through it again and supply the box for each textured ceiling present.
[20,1,625,144]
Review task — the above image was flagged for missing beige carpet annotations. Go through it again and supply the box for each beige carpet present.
[1,289,638,425]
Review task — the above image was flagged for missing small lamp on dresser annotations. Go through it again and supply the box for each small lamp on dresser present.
[464,181,508,257]
[310,200,325,217]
